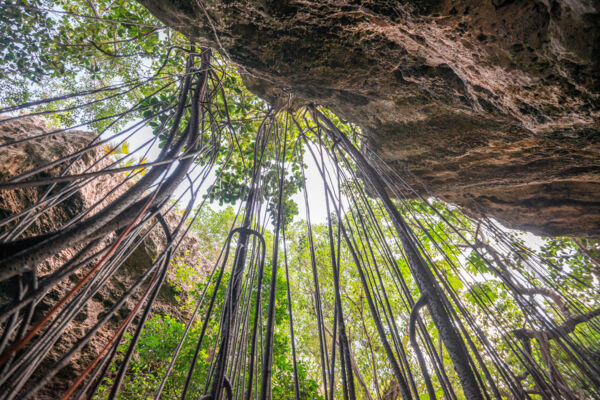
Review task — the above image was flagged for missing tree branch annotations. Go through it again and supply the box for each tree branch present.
[513,306,600,340]
[474,239,571,318]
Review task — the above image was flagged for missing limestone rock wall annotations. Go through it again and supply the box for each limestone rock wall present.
[0,116,207,398]
[140,0,600,236]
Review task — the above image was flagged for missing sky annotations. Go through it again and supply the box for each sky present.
[124,120,548,252]
[126,122,333,224]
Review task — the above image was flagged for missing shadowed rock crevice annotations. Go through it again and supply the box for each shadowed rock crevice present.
[140,0,599,236]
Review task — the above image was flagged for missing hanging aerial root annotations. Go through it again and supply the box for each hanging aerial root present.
[0,28,599,399]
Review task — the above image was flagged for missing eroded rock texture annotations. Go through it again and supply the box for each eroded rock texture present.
[141,0,600,236]
[0,116,208,398]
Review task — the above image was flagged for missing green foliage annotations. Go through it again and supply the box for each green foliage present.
[1,0,187,133]
[95,269,230,399]
[189,206,237,258]
[0,1,60,104]
[96,205,322,399]
[205,109,304,224]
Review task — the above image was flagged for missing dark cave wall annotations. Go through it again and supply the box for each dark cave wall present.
[140,0,600,236]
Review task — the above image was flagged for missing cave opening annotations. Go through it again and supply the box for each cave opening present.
[0,2,599,400]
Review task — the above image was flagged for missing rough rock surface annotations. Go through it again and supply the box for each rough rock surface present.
[0,116,208,398]
[141,0,600,236]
